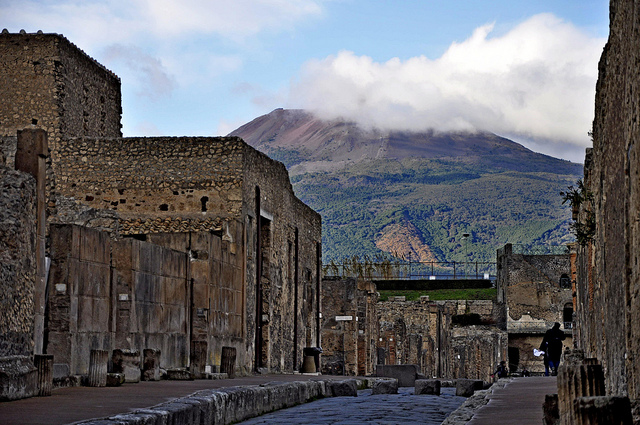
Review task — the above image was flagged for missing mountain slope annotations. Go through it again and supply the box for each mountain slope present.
[230,109,581,264]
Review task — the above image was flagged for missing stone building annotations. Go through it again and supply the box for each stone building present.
[321,277,507,382]
[0,30,321,396]
[569,0,640,420]
[496,243,573,374]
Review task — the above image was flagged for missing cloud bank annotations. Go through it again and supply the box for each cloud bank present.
[287,14,605,154]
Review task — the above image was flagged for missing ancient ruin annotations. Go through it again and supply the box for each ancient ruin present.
[0,31,321,399]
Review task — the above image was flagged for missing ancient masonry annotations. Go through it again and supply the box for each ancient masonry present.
[0,31,321,399]
[565,0,640,422]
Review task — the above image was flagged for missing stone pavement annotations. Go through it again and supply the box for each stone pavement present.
[239,387,466,425]
[467,376,558,425]
[0,374,352,425]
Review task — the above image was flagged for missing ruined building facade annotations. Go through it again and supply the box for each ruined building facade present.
[572,0,640,413]
[0,31,321,396]
[496,244,573,374]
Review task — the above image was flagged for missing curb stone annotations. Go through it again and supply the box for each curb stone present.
[442,378,512,425]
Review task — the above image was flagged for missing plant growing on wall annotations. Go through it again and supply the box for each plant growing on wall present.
[561,178,595,245]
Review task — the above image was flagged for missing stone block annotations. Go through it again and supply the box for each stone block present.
[142,348,160,381]
[112,349,141,383]
[0,356,38,401]
[543,393,559,425]
[372,378,398,394]
[415,379,441,395]
[574,396,633,425]
[456,379,484,397]
[34,354,53,396]
[167,368,193,380]
[329,379,358,397]
[375,364,418,387]
[106,373,125,387]
[190,341,207,379]
[53,363,69,379]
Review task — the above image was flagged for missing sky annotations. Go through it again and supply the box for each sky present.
[2,0,609,163]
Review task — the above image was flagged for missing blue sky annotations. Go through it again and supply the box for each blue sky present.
[2,0,609,162]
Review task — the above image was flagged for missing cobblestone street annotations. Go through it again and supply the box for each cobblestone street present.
[239,387,465,425]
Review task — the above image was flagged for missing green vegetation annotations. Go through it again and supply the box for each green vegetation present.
[289,155,580,263]
[561,178,596,246]
[378,288,497,302]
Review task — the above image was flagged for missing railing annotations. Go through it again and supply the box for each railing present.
[510,244,571,255]
[322,260,496,280]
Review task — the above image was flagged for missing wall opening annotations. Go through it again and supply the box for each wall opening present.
[259,216,272,369]
[508,346,520,373]
[563,303,574,329]
[200,196,208,212]
[559,273,571,289]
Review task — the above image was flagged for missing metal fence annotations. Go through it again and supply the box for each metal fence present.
[322,260,496,280]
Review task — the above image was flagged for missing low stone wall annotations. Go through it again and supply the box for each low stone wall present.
[72,378,388,425]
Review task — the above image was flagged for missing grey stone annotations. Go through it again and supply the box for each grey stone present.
[375,364,418,387]
[543,393,559,425]
[455,379,484,397]
[372,378,398,394]
[329,379,358,397]
[167,368,193,380]
[415,379,441,395]
[0,356,38,401]
[53,363,69,379]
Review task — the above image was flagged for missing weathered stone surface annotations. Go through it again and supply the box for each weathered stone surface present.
[329,379,358,397]
[455,379,484,397]
[167,368,193,380]
[0,356,38,401]
[573,396,633,425]
[415,379,441,395]
[543,393,560,425]
[112,349,141,383]
[142,349,160,381]
[376,364,417,387]
[371,378,398,395]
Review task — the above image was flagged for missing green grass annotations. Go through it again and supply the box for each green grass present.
[378,288,497,302]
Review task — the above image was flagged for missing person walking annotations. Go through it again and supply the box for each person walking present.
[539,322,566,376]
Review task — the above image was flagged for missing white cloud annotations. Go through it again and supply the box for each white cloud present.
[103,45,176,100]
[287,13,605,156]
[0,0,325,49]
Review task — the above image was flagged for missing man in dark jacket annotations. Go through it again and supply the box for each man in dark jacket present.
[539,322,566,376]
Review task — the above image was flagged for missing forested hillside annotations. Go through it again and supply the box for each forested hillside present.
[231,109,582,263]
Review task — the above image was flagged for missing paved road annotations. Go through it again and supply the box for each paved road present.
[467,376,557,425]
[239,387,466,425]
[0,374,352,425]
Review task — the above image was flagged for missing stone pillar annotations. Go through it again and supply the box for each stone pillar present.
[142,349,161,381]
[15,127,48,355]
[88,350,108,387]
[557,350,606,425]
[190,341,207,379]
[220,346,237,378]
[34,354,53,396]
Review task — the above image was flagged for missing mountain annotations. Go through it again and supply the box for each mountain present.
[230,108,582,265]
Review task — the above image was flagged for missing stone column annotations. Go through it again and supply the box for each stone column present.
[142,349,161,381]
[557,350,606,425]
[190,341,207,379]
[15,127,48,355]
[88,350,108,387]
[221,346,237,378]
[34,354,53,396]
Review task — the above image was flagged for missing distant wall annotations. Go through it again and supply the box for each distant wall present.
[0,165,36,357]
[51,136,245,234]
[320,277,378,376]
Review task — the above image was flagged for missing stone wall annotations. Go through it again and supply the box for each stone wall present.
[0,31,121,147]
[320,277,378,376]
[575,0,640,403]
[377,299,505,381]
[0,165,36,357]
[51,136,244,235]
[497,244,573,374]
[242,146,323,373]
